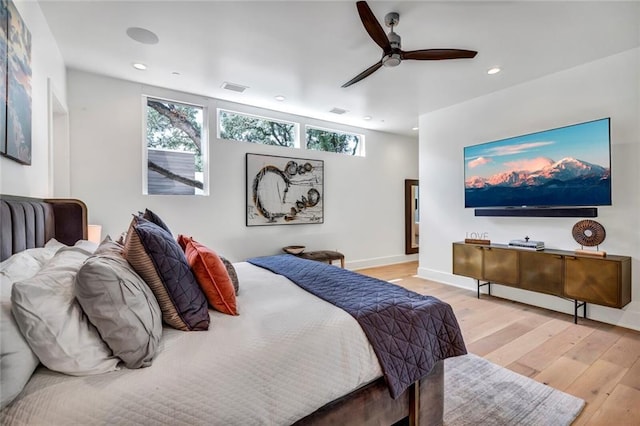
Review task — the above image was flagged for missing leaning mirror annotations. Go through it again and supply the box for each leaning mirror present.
[405,179,419,254]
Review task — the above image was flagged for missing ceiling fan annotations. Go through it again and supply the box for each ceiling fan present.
[342,1,478,88]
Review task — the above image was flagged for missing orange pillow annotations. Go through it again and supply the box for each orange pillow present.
[177,236,238,316]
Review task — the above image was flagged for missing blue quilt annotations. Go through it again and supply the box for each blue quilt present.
[247,255,467,398]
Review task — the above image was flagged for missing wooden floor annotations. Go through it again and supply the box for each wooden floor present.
[357,261,640,425]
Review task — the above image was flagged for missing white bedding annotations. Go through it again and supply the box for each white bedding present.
[1,262,382,425]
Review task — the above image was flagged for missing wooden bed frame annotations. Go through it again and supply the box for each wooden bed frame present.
[0,195,444,426]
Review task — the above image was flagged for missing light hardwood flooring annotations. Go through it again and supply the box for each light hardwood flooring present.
[356,261,640,425]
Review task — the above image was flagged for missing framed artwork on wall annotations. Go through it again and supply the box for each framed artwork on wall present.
[3,0,31,165]
[246,153,324,226]
[0,0,7,155]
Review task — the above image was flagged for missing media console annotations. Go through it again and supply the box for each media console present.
[452,242,631,323]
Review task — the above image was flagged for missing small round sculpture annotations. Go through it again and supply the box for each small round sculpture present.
[572,220,606,247]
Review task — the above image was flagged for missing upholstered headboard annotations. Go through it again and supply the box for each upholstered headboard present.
[0,195,87,261]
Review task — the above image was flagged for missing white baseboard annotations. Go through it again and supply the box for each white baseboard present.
[417,268,640,332]
[349,253,418,270]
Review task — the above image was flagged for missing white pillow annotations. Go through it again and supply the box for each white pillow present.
[46,238,99,255]
[11,247,120,376]
[0,247,57,277]
[0,254,43,410]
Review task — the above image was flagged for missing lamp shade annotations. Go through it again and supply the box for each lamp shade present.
[87,225,102,244]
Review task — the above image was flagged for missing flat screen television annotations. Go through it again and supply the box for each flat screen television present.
[464,118,611,209]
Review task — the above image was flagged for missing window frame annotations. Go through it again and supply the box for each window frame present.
[217,108,300,148]
[304,125,365,156]
[142,95,209,196]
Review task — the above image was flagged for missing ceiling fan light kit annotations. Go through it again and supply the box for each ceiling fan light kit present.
[342,1,478,88]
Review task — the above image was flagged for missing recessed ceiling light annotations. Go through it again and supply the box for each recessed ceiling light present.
[133,63,147,70]
[412,127,419,131]
[274,95,286,101]
[487,67,501,75]
[126,27,159,45]
[363,116,372,121]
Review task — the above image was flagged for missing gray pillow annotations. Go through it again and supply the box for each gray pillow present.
[76,249,163,369]
[220,256,239,295]
[94,235,124,256]
[11,247,119,376]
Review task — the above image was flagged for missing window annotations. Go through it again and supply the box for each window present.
[305,126,364,156]
[144,97,207,195]
[218,109,297,147]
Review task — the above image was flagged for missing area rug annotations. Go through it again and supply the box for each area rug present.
[444,354,585,426]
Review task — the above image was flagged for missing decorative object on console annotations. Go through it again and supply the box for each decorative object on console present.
[2,0,32,165]
[508,236,545,250]
[572,219,606,256]
[246,153,323,226]
[283,245,305,255]
[465,238,490,245]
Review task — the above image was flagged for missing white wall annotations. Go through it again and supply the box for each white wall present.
[418,48,640,331]
[0,1,67,197]
[67,70,418,268]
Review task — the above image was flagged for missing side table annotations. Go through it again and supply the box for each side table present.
[297,250,345,268]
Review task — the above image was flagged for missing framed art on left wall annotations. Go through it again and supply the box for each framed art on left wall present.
[0,0,7,155]
[246,153,324,226]
[2,0,31,165]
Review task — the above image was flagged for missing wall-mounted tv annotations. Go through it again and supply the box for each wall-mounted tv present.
[464,118,611,209]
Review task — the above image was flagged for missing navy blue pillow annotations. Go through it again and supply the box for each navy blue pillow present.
[142,209,172,235]
[124,217,209,331]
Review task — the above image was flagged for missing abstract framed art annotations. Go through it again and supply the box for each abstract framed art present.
[2,0,31,165]
[246,153,324,226]
[0,0,7,155]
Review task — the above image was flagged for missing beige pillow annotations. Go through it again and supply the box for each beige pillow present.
[11,247,120,375]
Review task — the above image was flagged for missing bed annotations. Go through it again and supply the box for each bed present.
[0,195,465,425]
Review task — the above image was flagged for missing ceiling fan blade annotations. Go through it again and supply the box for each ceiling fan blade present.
[401,49,478,61]
[356,1,391,53]
[341,61,383,88]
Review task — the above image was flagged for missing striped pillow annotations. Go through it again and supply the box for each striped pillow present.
[124,217,209,331]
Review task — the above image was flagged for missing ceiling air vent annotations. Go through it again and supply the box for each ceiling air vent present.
[221,82,249,93]
[329,107,348,115]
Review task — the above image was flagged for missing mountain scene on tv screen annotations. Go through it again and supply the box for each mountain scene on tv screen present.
[465,157,611,207]
[464,119,612,208]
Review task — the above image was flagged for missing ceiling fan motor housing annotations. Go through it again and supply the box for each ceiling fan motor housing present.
[388,31,401,49]
[383,53,401,67]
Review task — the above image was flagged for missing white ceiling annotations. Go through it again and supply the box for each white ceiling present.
[39,1,640,138]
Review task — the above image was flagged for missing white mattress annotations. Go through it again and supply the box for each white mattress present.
[2,262,382,425]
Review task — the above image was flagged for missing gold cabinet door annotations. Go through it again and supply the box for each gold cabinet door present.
[519,251,563,295]
[452,243,483,279]
[564,257,620,307]
[483,247,519,286]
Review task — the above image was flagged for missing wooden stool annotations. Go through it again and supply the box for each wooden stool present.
[298,250,345,268]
